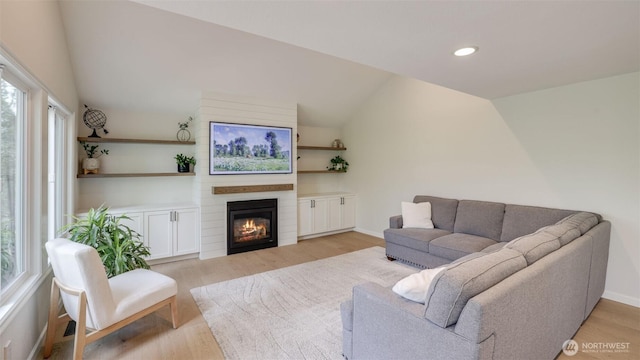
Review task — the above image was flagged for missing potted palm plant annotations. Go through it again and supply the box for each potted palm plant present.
[60,206,150,277]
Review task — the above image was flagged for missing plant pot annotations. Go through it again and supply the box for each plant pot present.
[82,158,100,174]
[177,163,190,173]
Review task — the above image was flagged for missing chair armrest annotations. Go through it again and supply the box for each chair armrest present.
[389,215,403,229]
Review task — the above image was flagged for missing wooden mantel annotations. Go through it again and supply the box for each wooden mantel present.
[212,183,294,195]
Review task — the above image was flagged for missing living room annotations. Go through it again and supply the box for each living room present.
[0,1,638,359]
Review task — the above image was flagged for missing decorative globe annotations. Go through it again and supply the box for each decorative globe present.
[83,105,109,138]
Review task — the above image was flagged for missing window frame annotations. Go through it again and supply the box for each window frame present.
[0,46,58,327]
[0,69,30,300]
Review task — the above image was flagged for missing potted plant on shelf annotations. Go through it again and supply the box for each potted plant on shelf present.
[175,153,196,173]
[59,206,150,278]
[80,141,109,175]
[327,155,349,172]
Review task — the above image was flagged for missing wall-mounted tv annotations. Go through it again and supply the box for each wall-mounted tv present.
[210,122,293,175]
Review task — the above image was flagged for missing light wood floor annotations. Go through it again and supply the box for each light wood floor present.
[39,232,639,360]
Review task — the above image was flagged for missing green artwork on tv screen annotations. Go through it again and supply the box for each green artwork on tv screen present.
[210,122,292,175]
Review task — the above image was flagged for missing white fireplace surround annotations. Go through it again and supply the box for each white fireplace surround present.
[194,92,298,259]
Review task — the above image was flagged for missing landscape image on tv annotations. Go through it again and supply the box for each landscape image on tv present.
[210,122,292,175]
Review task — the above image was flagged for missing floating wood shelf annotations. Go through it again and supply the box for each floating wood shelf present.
[297,146,346,151]
[297,170,347,174]
[77,137,195,145]
[77,172,195,178]
[212,183,294,195]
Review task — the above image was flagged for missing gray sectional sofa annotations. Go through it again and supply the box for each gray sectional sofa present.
[341,195,611,360]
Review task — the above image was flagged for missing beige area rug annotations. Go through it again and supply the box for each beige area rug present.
[190,246,416,360]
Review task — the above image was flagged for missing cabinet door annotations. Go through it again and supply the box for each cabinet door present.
[327,197,343,231]
[110,211,143,237]
[144,210,173,260]
[312,198,328,233]
[341,195,356,229]
[174,208,199,255]
[298,199,314,236]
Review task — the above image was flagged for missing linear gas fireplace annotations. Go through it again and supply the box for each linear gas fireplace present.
[227,198,278,255]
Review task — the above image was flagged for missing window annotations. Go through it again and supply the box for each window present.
[0,68,27,295]
[48,105,69,241]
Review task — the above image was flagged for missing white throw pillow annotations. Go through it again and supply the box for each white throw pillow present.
[401,201,434,229]
[392,267,446,303]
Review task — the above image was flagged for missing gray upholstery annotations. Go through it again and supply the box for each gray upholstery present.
[347,196,610,360]
[500,204,576,242]
[385,241,452,269]
[453,200,505,241]
[413,195,458,231]
[383,196,598,269]
[340,300,353,358]
[424,249,526,327]
[384,228,451,252]
[505,229,561,265]
[556,212,599,236]
[480,242,506,253]
[428,233,497,261]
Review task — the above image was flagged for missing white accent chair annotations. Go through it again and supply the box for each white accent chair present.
[44,238,178,359]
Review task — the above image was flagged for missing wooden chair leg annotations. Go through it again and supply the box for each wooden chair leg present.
[73,291,87,360]
[43,280,60,358]
[170,296,179,329]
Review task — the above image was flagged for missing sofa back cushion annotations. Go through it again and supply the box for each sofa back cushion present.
[424,248,526,328]
[540,212,599,246]
[500,204,577,242]
[413,196,458,232]
[505,228,561,265]
[453,200,505,241]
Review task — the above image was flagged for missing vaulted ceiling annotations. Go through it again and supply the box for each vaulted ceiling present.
[60,0,639,127]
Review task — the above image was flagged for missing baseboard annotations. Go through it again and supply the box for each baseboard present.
[353,228,383,239]
[28,325,47,360]
[603,290,640,308]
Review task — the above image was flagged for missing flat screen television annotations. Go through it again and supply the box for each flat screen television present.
[209,122,293,175]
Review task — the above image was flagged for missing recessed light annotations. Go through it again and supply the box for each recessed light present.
[454,46,478,57]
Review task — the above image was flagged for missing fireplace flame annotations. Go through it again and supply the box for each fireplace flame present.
[240,218,266,236]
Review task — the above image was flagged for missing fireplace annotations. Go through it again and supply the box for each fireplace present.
[227,199,278,255]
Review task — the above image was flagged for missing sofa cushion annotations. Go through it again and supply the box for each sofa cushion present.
[505,229,560,265]
[557,212,599,236]
[424,248,526,328]
[413,196,458,232]
[392,267,446,303]
[429,233,497,261]
[481,242,507,253]
[384,228,452,252]
[401,201,434,229]
[500,204,576,242]
[539,212,598,246]
[453,200,505,241]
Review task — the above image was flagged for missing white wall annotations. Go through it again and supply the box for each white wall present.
[76,108,196,210]
[0,1,79,359]
[196,92,298,259]
[343,73,640,307]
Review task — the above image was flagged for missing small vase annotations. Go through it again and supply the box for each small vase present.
[177,163,190,173]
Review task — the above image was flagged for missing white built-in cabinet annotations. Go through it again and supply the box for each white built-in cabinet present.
[298,193,355,237]
[80,203,199,263]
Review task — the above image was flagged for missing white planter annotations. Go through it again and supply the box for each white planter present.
[82,158,100,171]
